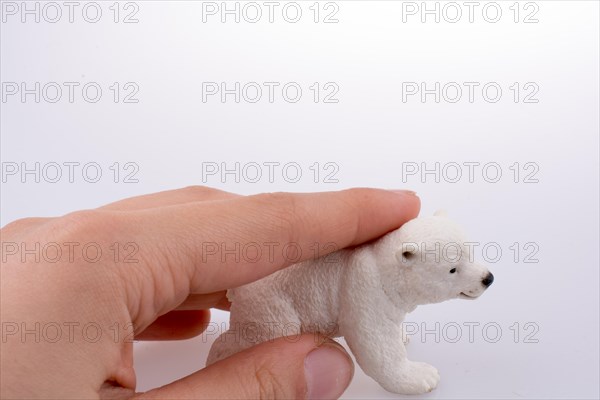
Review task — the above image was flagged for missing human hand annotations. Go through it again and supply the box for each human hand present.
[1,186,419,399]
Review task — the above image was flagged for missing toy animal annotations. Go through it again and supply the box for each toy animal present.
[207,211,494,394]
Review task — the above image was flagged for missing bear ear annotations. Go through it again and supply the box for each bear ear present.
[396,243,418,264]
[434,209,448,217]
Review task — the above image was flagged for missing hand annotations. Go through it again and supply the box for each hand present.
[1,186,419,399]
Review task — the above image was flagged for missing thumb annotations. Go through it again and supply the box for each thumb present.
[136,335,354,399]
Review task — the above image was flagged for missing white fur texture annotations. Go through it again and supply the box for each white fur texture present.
[207,213,493,394]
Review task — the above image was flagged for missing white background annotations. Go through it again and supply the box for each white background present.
[1,1,599,398]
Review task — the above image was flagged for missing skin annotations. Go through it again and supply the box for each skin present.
[0,186,420,399]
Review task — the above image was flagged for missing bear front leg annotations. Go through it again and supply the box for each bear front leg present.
[343,323,440,394]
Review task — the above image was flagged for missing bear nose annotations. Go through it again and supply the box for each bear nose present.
[482,272,494,287]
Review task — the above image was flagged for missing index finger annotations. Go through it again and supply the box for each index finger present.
[121,188,418,286]
[109,188,419,326]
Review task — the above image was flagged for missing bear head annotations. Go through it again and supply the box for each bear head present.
[373,211,494,308]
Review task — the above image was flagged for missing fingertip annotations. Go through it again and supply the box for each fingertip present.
[389,189,417,196]
[385,188,421,222]
[336,187,421,245]
[392,189,421,218]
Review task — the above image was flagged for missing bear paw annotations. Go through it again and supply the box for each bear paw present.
[381,361,440,395]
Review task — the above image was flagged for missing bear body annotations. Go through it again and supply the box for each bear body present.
[207,212,494,394]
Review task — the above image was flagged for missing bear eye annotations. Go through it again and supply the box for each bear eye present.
[449,268,457,274]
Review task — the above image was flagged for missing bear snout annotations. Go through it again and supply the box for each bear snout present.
[481,272,494,287]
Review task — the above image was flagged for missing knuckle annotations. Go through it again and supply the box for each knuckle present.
[253,363,289,399]
[180,185,213,197]
[57,209,125,239]
[2,217,47,231]
[61,209,104,227]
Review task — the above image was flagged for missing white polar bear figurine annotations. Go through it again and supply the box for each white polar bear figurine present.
[207,211,494,395]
